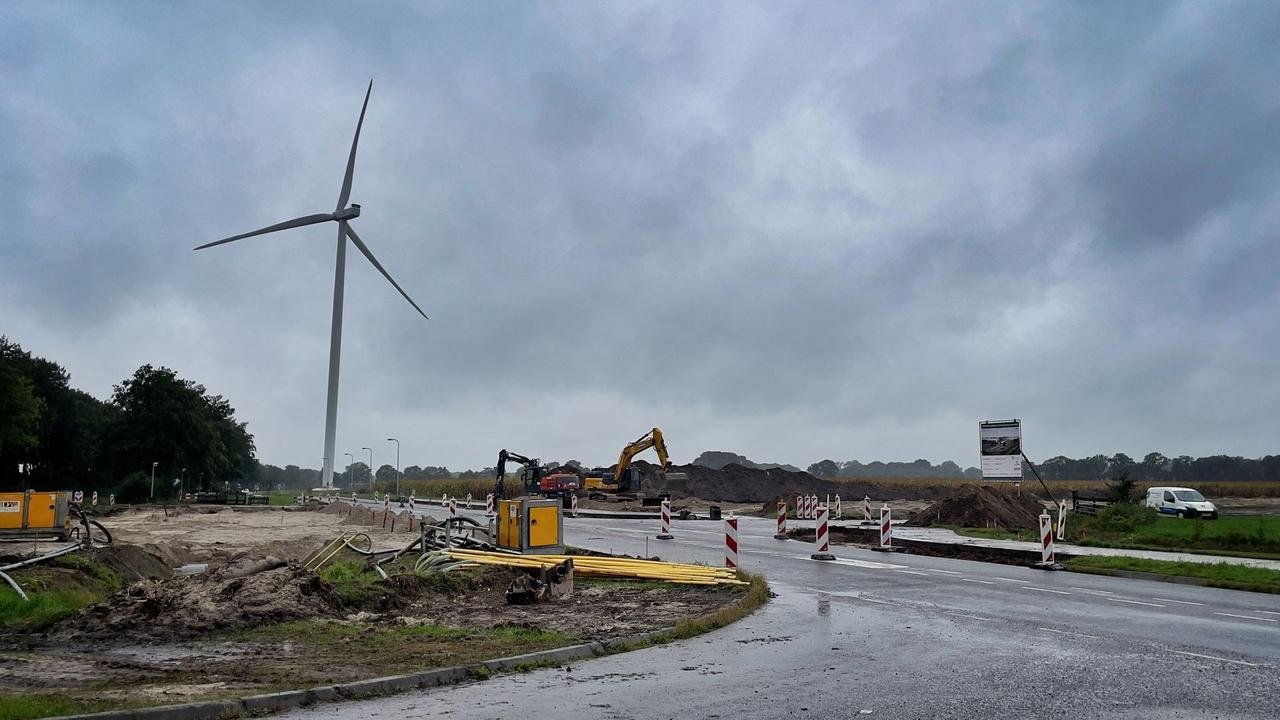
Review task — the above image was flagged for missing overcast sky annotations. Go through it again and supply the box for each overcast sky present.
[3,1,1278,471]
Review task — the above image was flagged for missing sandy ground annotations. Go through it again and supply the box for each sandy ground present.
[102,505,415,566]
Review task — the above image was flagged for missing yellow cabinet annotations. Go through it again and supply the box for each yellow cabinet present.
[494,498,563,554]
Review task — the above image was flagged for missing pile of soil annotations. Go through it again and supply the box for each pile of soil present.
[633,460,879,503]
[906,485,1046,530]
[56,559,344,641]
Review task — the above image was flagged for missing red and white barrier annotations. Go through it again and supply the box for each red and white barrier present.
[834,494,842,519]
[408,494,416,513]
[1055,500,1067,541]
[811,503,835,560]
[466,493,473,509]
[657,499,674,539]
[74,491,83,503]
[879,504,893,549]
[441,493,447,507]
[91,491,98,506]
[486,493,495,516]
[1039,512,1055,564]
[863,495,872,523]
[449,497,458,518]
[774,499,788,539]
[724,516,739,569]
[383,496,390,513]
[570,493,578,518]
[351,492,357,504]
[108,493,115,506]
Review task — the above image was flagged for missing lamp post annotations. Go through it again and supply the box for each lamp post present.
[150,461,158,501]
[362,447,373,494]
[180,467,186,498]
[344,452,354,493]
[387,438,400,498]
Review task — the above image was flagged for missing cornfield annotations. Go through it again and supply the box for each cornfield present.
[833,476,1280,498]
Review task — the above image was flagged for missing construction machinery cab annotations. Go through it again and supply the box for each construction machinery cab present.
[495,449,546,499]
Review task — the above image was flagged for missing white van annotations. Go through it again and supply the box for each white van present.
[1144,486,1217,519]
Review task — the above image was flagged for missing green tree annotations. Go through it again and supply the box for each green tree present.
[0,360,42,484]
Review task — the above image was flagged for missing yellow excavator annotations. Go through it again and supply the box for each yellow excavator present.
[584,428,684,502]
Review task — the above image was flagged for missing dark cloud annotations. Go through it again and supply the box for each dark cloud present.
[3,1,1278,470]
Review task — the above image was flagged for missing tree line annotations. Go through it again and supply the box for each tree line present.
[1,337,254,501]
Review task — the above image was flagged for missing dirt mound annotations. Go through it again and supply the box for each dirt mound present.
[88,545,173,582]
[906,485,1045,530]
[56,561,344,640]
[635,461,858,502]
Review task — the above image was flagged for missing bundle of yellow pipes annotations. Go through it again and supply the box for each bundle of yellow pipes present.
[440,549,745,586]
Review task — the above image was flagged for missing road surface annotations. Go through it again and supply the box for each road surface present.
[307,503,1279,719]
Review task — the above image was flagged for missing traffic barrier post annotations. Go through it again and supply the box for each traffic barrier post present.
[724,516,739,569]
[834,494,841,519]
[657,499,674,540]
[91,491,98,506]
[1055,500,1067,541]
[1037,512,1058,567]
[571,493,579,518]
[449,497,457,519]
[486,493,495,516]
[108,494,115,506]
[811,503,835,560]
[872,504,898,552]
[466,493,473,509]
[863,495,872,523]
[774,499,788,539]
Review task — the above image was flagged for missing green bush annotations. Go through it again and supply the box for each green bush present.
[1094,502,1158,532]
[113,472,152,504]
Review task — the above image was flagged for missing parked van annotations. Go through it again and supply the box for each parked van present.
[1144,487,1217,519]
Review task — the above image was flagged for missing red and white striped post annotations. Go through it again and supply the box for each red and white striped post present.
[351,491,356,504]
[1039,512,1056,564]
[811,503,835,560]
[724,516,739,569]
[408,493,416,513]
[91,491,98,506]
[863,495,872,523]
[1055,500,1067,541]
[657,499,674,540]
[449,497,458,519]
[834,494,841,519]
[441,493,447,507]
[485,493,495,516]
[109,493,115,506]
[804,494,813,519]
[466,493,473,509]
[879,504,893,549]
[774,499,788,539]
[570,492,578,518]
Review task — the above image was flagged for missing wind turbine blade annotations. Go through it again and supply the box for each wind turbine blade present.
[193,213,334,250]
[336,80,373,212]
[345,225,429,320]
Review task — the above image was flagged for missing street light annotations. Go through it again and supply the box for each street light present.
[362,447,373,494]
[150,461,158,501]
[387,438,400,498]
[343,452,354,492]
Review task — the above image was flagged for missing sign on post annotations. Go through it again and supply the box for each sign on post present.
[979,419,1022,482]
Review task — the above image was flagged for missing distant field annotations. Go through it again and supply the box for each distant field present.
[832,476,1280,498]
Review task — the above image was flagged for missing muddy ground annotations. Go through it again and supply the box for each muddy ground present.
[0,505,746,711]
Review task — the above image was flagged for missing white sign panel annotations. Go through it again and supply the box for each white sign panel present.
[979,419,1022,481]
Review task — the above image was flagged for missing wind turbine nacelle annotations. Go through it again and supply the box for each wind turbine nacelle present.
[335,204,361,220]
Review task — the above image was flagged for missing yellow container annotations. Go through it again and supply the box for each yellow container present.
[495,498,563,554]
[0,491,70,538]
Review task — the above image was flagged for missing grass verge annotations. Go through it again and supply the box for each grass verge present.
[0,554,124,630]
[1065,555,1280,594]
[0,695,144,720]
[610,570,770,650]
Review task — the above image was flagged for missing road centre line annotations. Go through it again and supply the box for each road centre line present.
[1106,597,1166,608]
[1152,598,1206,606]
[1039,627,1101,639]
[948,613,993,622]
[930,569,963,575]
[1214,612,1278,623]
[1169,650,1259,667]
[993,577,1032,584]
[1070,587,1114,595]
[1261,610,1280,616]
[1022,587,1071,595]
[895,570,929,576]
[961,578,994,585]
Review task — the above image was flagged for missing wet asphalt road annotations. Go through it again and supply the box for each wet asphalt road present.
[302,504,1280,719]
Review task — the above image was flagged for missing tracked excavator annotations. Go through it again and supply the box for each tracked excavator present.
[584,428,683,505]
[493,449,579,506]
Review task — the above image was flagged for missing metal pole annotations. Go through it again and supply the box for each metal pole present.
[180,468,186,499]
[387,437,400,498]
[150,462,157,501]
[363,447,373,494]
[320,223,349,489]
[344,452,354,494]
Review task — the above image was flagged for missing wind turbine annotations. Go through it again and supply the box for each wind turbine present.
[195,80,427,489]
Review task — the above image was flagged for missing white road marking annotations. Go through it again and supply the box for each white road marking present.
[829,558,909,570]
[930,569,963,575]
[1038,627,1101,639]
[1022,587,1070,595]
[961,578,994,585]
[1169,650,1259,667]
[895,570,929,576]
[1214,612,1278,623]
[1261,610,1280,616]
[1070,587,1114,596]
[1152,598,1206,606]
[856,597,896,606]
[993,577,1032,584]
[1106,597,1166,608]
[948,613,993,622]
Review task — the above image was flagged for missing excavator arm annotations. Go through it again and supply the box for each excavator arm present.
[613,428,672,491]
[495,449,538,499]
